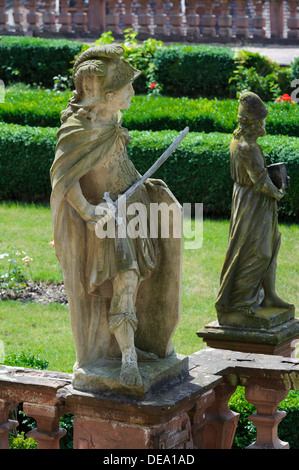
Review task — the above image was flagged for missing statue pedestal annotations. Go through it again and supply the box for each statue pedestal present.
[72,353,189,400]
[197,308,299,357]
[61,359,223,449]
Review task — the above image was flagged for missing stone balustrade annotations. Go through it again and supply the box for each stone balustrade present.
[0,348,298,449]
[0,0,298,41]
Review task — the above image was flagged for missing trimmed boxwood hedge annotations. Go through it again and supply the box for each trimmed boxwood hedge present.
[0,36,83,87]
[0,85,72,127]
[152,44,236,98]
[0,39,235,97]
[0,123,298,221]
[1,86,299,137]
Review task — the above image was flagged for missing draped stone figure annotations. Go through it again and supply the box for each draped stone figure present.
[50,45,183,393]
[215,92,293,327]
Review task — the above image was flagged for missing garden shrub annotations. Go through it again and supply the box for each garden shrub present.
[229,387,299,449]
[290,57,299,81]
[3,350,49,370]
[9,431,37,449]
[152,44,236,98]
[0,36,82,87]
[0,123,298,221]
[230,50,292,102]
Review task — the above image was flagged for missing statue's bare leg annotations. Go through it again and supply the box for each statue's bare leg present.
[109,270,142,388]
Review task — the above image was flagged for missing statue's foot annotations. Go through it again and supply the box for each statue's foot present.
[237,307,256,316]
[119,348,142,389]
[261,294,294,310]
[135,348,158,361]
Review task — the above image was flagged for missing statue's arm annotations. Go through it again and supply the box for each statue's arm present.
[65,182,98,222]
[242,145,284,201]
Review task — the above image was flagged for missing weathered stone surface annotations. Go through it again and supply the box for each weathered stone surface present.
[0,365,71,403]
[50,44,184,393]
[189,348,299,391]
[0,348,298,449]
[197,317,299,356]
[215,92,294,332]
[72,353,189,400]
[217,305,295,330]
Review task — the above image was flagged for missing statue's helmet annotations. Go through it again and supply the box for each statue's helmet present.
[238,92,268,122]
[72,44,141,107]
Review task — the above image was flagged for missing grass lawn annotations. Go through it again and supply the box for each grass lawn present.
[0,202,298,372]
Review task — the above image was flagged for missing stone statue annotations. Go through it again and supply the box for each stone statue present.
[50,45,183,394]
[215,92,293,327]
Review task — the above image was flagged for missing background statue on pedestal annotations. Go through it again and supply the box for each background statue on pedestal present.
[215,92,293,327]
[50,45,183,394]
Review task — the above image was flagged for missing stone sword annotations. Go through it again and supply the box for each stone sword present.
[87,126,189,230]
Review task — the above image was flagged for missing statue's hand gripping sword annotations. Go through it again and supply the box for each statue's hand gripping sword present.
[87,126,189,231]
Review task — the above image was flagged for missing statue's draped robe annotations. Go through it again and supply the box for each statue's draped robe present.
[215,137,280,314]
[50,112,182,369]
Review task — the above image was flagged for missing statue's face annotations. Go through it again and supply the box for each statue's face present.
[107,83,135,111]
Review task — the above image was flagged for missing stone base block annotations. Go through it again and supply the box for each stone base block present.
[217,305,295,330]
[197,317,299,357]
[74,410,193,449]
[72,353,189,400]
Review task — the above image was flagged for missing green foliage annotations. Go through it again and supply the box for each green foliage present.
[230,50,291,101]
[59,412,74,449]
[123,32,164,94]
[3,349,49,369]
[229,387,256,448]
[0,36,82,87]
[0,84,71,127]
[95,30,115,46]
[0,122,57,201]
[290,56,299,81]
[53,74,72,92]
[0,123,298,221]
[153,44,235,98]
[229,387,299,449]
[9,431,37,449]
[0,36,296,104]
[277,390,299,449]
[0,245,32,290]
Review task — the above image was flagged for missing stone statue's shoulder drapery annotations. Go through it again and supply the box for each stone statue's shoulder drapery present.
[50,113,182,368]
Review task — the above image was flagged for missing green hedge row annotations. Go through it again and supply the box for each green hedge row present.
[0,36,82,87]
[152,44,236,98]
[0,37,235,96]
[0,85,71,127]
[1,86,299,137]
[0,123,298,221]
[1,36,298,99]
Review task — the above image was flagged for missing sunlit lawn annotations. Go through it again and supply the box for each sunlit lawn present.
[0,202,298,372]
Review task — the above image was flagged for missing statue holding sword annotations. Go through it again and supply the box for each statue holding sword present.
[50,45,188,391]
